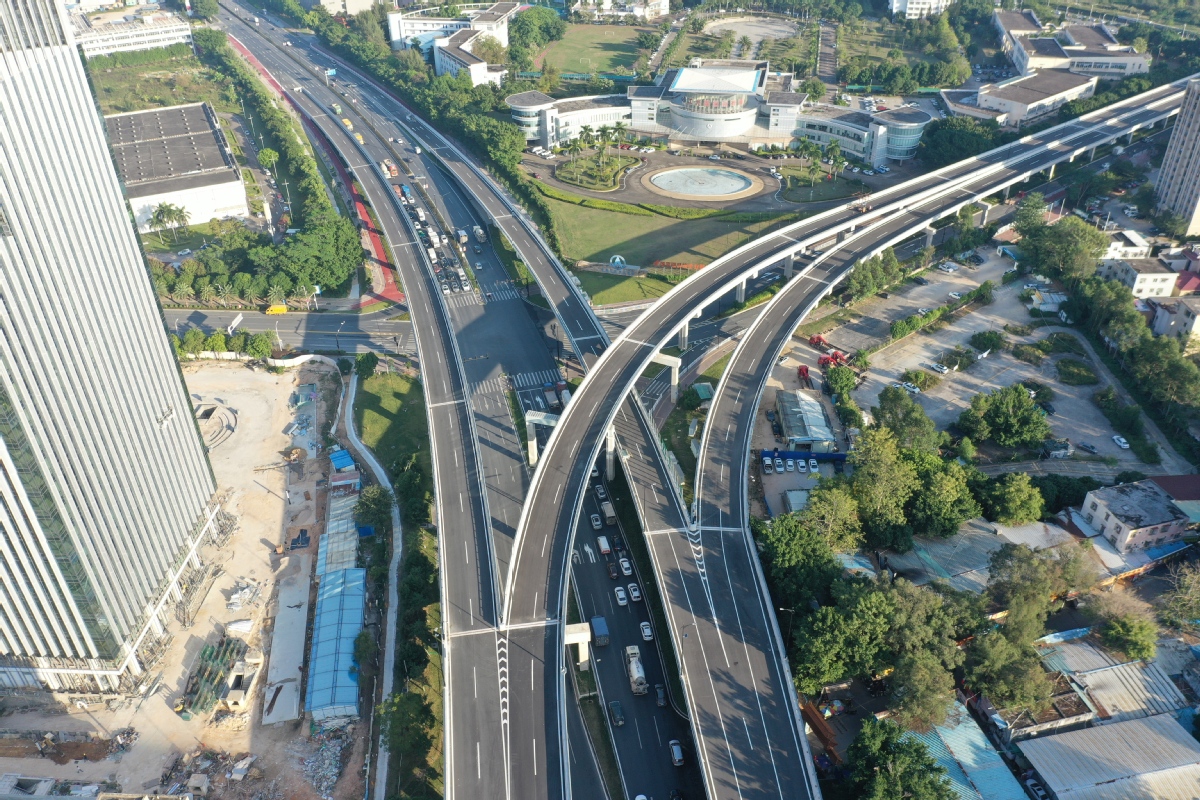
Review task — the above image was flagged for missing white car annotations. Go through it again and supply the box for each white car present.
[619,557,633,576]
[785,458,795,472]
[615,587,628,606]
[1113,435,1130,449]
[949,291,963,300]
[641,622,653,641]
[863,169,875,175]
[918,308,932,315]
[931,363,950,374]
[590,514,602,530]
[809,458,819,472]
[890,382,904,390]
[628,583,642,602]
[1024,282,1041,290]
[851,167,861,173]
[902,382,921,394]
[177,249,192,256]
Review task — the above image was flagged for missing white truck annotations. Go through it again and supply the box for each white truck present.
[456,229,469,245]
[473,225,486,243]
[415,208,426,223]
[625,646,648,695]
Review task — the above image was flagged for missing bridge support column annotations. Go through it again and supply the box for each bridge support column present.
[924,226,936,248]
[651,351,683,404]
[605,424,617,481]
[1126,131,1135,145]
[1046,163,1055,181]
[678,319,689,350]
[1003,185,1011,201]
[1088,146,1097,161]
[735,280,747,304]
[529,434,539,466]
[784,252,795,279]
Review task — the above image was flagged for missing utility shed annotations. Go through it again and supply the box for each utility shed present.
[306,568,366,726]
[775,390,836,452]
[906,702,1026,800]
[1019,713,1200,800]
[1075,661,1188,723]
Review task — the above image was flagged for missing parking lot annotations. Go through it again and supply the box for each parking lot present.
[851,267,1188,471]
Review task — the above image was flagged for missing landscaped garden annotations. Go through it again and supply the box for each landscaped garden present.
[554,153,640,191]
[537,24,650,73]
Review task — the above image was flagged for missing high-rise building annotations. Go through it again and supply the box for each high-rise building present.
[890,0,953,20]
[1157,79,1200,237]
[0,0,218,691]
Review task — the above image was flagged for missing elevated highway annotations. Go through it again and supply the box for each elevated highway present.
[505,75,1192,800]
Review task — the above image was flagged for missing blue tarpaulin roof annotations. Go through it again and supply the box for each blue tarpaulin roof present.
[329,449,355,471]
[305,568,366,724]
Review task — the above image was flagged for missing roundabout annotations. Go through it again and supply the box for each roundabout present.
[641,166,764,202]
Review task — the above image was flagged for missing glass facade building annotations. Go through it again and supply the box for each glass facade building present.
[0,0,216,690]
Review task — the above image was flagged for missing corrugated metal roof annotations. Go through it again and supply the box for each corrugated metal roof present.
[317,493,359,577]
[1019,714,1200,797]
[306,568,365,723]
[329,449,355,471]
[1037,639,1117,675]
[1076,661,1188,723]
[907,703,1026,800]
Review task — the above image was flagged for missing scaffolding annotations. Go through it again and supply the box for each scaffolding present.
[176,636,247,718]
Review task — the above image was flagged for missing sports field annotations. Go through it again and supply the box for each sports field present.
[539,24,650,74]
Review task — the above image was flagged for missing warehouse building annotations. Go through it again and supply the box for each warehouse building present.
[305,568,366,726]
[105,103,248,232]
[976,69,1097,127]
[775,390,836,452]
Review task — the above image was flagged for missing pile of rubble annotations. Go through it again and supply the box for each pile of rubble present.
[226,581,262,612]
[209,710,251,731]
[106,727,138,758]
[300,729,350,799]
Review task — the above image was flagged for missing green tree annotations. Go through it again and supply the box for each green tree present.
[471,34,506,64]
[874,386,941,452]
[891,650,955,732]
[355,484,395,530]
[191,0,219,19]
[827,365,856,397]
[246,332,273,359]
[1102,614,1158,660]
[181,328,205,355]
[1012,192,1047,238]
[355,351,380,379]
[353,629,377,679]
[753,515,841,613]
[959,384,1050,448]
[797,486,862,553]
[378,691,434,777]
[848,719,955,800]
[982,472,1044,525]
[904,453,980,538]
[957,436,977,462]
[1162,562,1200,634]
[851,428,918,550]
[204,331,227,352]
[966,630,1052,708]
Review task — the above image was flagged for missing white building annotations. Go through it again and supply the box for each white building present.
[1103,229,1152,260]
[388,2,517,50]
[1098,258,1177,298]
[506,60,932,167]
[71,8,191,58]
[105,103,249,232]
[993,9,1043,54]
[0,0,218,692]
[976,69,1097,127]
[1150,296,1200,342]
[387,2,517,86]
[300,0,375,16]
[575,0,670,20]
[1012,25,1150,78]
[890,0,952,20]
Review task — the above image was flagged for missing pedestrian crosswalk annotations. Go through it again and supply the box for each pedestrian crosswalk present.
[510,369,561,388]
[444,293,481,308]
[470,377,507,395]
[482,287,522,302]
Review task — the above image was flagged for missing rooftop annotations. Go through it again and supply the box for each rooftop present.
[1088,479,1188,529]
[800,103,874,128]
[670,67,762,95]
[1018,714,1200,800]
[980,69,1094,105]
[1024,37,1069,58]
[556,94,628,114]
[104,103,239,198]
[628,84,671,100]
[1112,229,1150,249]
[72,9,189,36]
[906,702,1027,800]
[1150,474,1200,502]
[994,9,1043,34]
[765,90,806,106]
[441,28,484,65]
[472,1,518,22]
[505,90,556,109]
[1109,258,1172,275]
[874,106,933,126]
[1062,24,1118,48]
[306,568,366,724]
[1075,660,1188,723]
[776,390,835,444]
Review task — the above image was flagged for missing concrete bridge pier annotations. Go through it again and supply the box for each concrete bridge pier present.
[784,252,796,279]
[605,424,617,481]
[678,319,689,350]
[1088,145,1097,161]
[651,351,682,403]
[924,226,936,248]
[735,279,747,304]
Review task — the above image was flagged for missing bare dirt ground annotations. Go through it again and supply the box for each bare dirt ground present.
[0,362,359,800]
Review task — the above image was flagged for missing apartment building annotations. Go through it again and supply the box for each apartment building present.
[70,9,191,58]
[1081,480,1190,553]
[1156,80,1200,236]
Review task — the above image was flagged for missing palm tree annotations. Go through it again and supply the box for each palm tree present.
[214,283,233,308]
[291,284,312,308]
[613,120,628,146]
[197,283,216,306]
[243,285,261,307]
[266,284,287,306]
[150,203,173,244]
[831,155,847,179]
[174,284,195,304]
[596,125,612,168]
[567,140,583,168]
[807,161,823,188]
[579,125,595,153]
[153,276,170,300]
[170,204,191,235]
[826,140,841,166]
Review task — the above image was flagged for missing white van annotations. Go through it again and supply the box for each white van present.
[597,536,612,555]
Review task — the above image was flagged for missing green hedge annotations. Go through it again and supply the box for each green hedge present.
[638,203,727,220]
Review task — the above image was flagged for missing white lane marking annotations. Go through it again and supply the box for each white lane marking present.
[532,739,537,777]
[468,597,474,626]
[474,666,478,698]
[465,540,470,565]
[455,449,459,467]
[743,717,754,750]
[654,716,662,746]
[459,493,464,513]
[726,423,732,441]
[541,534,549,558]
[635,718,644,750]
[531,658,535,692]
[554,483,562,503]
[477,742,481,780]
[533,591,539,617]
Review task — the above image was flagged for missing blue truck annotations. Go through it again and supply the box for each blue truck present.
[589,616,609,647]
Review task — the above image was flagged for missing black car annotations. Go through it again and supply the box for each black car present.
[655,684,667,707]
[914,276,930,285]
[1078,442,1098,454]
[607,562,619,580]
[1041,402,1057,416]
[833,460,845,474]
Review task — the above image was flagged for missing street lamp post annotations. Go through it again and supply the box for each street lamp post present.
[335,320,345,353]
[778,607,797,645]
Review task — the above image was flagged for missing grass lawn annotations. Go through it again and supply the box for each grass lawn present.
[540,24,649,73]
[571,269,682,305]
[141,221,218,256]
[354,373,433,495]
[546,197,791,270]
[701,352,732,383]
[88,52,237,115]
[781,171,869,203]
[1057,358,1099,385]
[662,401,703,503]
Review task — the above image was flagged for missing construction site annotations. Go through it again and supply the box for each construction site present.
[0,361,373,800]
